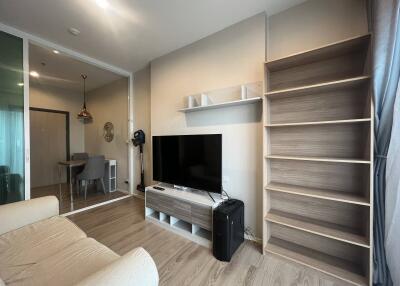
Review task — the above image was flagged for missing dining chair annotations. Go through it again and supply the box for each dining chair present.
[71,153,89,160]
[76,155,106,199]
[71,153,89,188]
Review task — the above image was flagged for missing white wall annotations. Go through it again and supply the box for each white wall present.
[85,78,129,191]
[134,65,151,187]
[29,83,85,154]
[267,0,368,61]
[151,13,265,237]
[137,0,368,239]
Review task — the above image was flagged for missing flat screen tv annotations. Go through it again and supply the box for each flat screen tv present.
[152,134,222,193]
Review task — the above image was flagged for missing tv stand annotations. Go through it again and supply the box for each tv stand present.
[145,185,223,247]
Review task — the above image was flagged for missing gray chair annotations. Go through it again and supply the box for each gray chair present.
[76,155,106,199]
[71,153,89,184]
[71,153,89,160]
[0,166,10,175]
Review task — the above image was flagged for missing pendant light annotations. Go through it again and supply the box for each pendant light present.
[77,74,93,121]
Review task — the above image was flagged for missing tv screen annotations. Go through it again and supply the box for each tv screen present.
[152,134,222,193]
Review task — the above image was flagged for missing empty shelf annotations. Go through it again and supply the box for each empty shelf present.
[172,220,192,233]
[265,210,369,248]
[265,182,370,206]
[265,34,371,71]
[265,238,367,286]
[265,76,370,99]
[266,155,371,164]
[265,118,371,127]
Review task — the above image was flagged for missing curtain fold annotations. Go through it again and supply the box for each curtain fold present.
[371,0,400,285]
[386,82,400,286]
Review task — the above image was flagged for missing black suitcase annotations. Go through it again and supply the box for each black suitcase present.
[212,199,244,261]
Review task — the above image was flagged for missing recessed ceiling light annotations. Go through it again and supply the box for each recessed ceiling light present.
[30,71,39,78]
[53,50,60,54]
[68,27,81,36]
[17,83,24,86]
[96,0,109,9]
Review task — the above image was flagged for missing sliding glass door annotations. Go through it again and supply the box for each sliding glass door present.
[0,31,26,204]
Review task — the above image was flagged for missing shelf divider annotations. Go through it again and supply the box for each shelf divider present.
[265,118,370,127]
[265,182,370,206]
[265,238,368,286]
[265,155,371,164]
[265,210,370,248]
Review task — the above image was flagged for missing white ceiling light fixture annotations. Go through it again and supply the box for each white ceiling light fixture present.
[96,0,109,9]
[53,50,60,54]
[17,83,24,86]
[30,71,39,78]
[68,27,81,36]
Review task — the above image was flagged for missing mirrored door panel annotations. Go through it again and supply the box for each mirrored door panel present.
[0,31,25,204]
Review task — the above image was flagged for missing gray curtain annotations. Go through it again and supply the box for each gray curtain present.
[370,0,400,285]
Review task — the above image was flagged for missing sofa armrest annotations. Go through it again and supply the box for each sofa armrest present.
[75,247,159,286]
[0,196,59,235]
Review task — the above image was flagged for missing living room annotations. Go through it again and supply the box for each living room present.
[0,0,399,285]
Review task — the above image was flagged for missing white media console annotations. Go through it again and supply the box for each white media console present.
[145,185,224,248]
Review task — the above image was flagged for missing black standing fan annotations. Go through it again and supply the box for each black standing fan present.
[132,130,145,192]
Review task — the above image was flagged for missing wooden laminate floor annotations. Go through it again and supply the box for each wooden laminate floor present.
[68,197,350,286]
[31,183,128,214]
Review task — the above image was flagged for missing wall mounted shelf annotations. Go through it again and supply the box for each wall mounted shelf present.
[179,97,262,113]
[179,82,262,113]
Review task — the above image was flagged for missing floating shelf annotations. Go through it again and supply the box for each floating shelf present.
[265,118,370,127]
[265,155,371,164]
[265,182,370,206]
[265,210,369,248]
[265,238,368,286]
[179,97,262,113]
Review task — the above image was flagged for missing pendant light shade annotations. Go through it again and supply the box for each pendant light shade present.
[77,74,93,121]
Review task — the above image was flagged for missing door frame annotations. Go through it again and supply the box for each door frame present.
[0,23,136,200]
[29,107,70,185]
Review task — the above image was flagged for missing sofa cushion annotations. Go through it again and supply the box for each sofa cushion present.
[0,216,86,283]
[5,238,119,286]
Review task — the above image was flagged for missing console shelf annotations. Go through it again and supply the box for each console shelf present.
[145,185,221,248]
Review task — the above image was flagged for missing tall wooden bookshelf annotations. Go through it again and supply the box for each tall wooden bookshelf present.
[262,34,373,286]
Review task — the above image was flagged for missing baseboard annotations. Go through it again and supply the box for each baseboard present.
[245,234,262,244]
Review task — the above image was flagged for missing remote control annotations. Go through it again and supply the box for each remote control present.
[153,186,165,191]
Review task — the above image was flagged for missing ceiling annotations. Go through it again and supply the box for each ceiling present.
[0,0,306,73]
[29,43,124,92]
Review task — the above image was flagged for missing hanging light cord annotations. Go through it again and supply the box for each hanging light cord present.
[82,74,87,108]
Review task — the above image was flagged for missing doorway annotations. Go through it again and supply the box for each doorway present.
[29,108,69,188]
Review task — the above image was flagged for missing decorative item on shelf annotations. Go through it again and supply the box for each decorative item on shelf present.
[77,74,93,122]
[201,93,209,106]
[103,122,114,142]
[241,85,247,100]
[188,95,197,108]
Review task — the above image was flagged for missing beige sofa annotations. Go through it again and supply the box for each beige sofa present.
[0,196,159,286]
